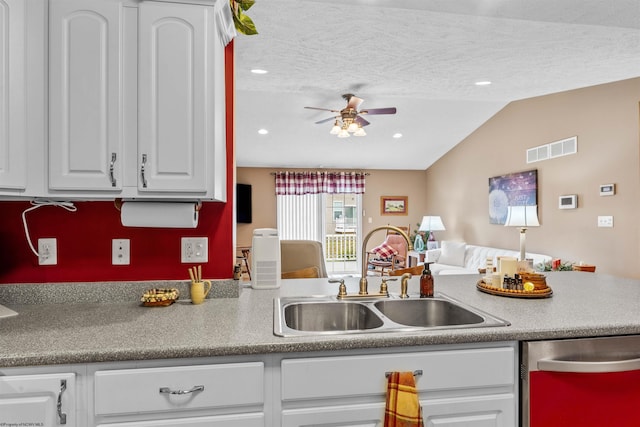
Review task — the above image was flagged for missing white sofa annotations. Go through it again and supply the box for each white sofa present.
[424,241,552,275]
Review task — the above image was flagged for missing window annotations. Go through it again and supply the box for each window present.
[277,193,361,276]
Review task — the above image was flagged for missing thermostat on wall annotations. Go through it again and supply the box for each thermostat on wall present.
[559,194,577,209]
[600,184,615,196]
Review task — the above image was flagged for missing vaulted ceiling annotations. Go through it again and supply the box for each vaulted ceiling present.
[234,0,640,170]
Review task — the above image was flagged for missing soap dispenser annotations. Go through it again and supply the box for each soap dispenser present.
[420,262,434,298]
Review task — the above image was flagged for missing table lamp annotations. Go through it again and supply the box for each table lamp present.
[419,216,446,244]
[504,205,540,261]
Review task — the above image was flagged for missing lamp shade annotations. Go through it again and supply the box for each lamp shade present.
[504,205,540,227]
[419,216,446,232]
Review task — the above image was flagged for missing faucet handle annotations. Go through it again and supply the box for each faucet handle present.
[329,278,347,299]
[380,277,397,297]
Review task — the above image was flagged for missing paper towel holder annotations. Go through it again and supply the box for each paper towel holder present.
[114,198,203,212]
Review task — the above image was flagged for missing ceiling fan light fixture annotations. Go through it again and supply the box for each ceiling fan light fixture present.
[354,126,366,136]
[337,128,350,138]
[330,121,341,134]
[347,122,359,133]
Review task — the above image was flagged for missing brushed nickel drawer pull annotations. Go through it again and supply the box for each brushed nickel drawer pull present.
[57,379,67,424]
[141,154,148,188]
[159,385,205,395]
[109,152,117,187]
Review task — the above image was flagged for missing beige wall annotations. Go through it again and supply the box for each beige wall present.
[235,168,429,247]
[424,77,640,278]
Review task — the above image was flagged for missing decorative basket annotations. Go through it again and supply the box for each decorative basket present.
[140,288,180,307]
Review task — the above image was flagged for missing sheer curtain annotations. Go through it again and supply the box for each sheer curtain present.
[277,194,322,241]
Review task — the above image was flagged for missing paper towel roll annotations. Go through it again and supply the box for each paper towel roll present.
[121,202,199,228]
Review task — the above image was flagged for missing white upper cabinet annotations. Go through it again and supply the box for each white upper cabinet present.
[49,0,127,191]
[0,0,27,191]
[47,0,226,201]
[138,2,213,194]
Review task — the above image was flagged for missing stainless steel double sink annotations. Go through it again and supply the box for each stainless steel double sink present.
[274,293,510,337]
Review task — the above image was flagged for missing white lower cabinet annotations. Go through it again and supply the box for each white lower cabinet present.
[0,372,77,426]
[280,343,518,427]
[0,342,518,427]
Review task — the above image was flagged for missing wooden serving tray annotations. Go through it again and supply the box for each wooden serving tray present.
[476,280,553,299]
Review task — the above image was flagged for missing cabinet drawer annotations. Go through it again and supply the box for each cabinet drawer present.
[282,347,514,401]
[95,362,263,415]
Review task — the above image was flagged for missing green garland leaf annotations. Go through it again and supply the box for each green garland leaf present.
[230,0,258,35]
[237,0,255,11]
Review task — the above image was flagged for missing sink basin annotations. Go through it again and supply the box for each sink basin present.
[374,299,484,327]
[274,293,509,337]
[283,302,384,332]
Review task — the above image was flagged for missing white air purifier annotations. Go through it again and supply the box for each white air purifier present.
[251,228,281,289]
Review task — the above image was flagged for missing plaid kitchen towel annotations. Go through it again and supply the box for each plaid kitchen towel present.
[383,371,423,427]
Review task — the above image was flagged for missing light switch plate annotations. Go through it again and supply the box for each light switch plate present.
[597,216,613,227]
[112,239,130,265]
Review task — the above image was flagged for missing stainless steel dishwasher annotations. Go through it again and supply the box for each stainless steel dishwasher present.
[521,335,640,427]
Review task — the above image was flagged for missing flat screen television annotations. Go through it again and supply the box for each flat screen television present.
[236,183,252,223]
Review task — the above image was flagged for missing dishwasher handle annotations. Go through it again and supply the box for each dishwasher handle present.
[538,356,640,373]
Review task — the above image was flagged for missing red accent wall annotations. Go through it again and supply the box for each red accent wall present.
[0,42,235,284]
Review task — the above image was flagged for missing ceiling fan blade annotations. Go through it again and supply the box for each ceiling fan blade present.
[355,116,370,127]
[304,106,340,113]
[360,107,397,115]
[315,116,338,125]
[345,95,363,110]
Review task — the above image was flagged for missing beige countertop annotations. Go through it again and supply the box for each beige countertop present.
[1,272,640,367]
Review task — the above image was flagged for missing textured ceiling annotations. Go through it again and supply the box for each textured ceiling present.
[234,0,640,170]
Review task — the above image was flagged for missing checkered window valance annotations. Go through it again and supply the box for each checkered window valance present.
[274,171,366,195]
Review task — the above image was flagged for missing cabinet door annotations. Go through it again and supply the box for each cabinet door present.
[0,372,76,427]
[138,1,212,193]
[49,0,125,191]
[423,394,515,427]
[0,0,27,190]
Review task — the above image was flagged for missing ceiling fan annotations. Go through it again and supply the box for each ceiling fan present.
[304,94,397,138]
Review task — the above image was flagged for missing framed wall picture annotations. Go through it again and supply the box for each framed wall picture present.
[488,169,538,224]
[380,196,408,216]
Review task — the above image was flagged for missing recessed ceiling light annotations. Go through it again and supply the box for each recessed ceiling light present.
[393,133,403,139]
[258,129,269,135]
[251,69,268,74]
[475,81,492,86]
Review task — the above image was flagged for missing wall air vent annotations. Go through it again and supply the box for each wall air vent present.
[527,136,577,164]
[527,145,549,163]
[550,136,577,158]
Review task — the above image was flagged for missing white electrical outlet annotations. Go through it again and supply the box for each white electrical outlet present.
[597,215,614,228]
[112,239,131,265]
[38,238,57,265]
[181,237,208,263]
